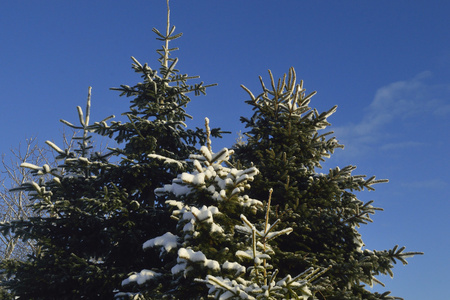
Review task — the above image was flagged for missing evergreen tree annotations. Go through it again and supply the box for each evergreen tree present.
[0,2,423,299]
[0,90,126,298]
[94,3,222,208]
[0,1,223,297]
[233,68,422,299]
[118,119,330,299]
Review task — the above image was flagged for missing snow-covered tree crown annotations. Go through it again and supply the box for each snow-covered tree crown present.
[118,119,332,299]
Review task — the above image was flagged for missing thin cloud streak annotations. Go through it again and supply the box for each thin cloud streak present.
[379,141,425,151]
[400,178,448,189]
[333,72,450,157]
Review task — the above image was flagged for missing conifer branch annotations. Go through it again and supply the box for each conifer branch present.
[164,0,170,68]
[205,117,212,153]
[85,86,91,126]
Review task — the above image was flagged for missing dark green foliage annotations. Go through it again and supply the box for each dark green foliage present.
[117,140,263,299]
[0,93,162,298]
[93,25,224,206]
[0,9,224,298]
[233,68,422,299]
[0,3,421,299]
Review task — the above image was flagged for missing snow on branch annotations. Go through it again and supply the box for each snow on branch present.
[148,153,185,169]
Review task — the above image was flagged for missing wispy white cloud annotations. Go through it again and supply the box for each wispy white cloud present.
[379,141,425,151]
[400,178,448,189]
[333,71,450,156]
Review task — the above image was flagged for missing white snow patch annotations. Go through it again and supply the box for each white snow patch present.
[143,232,178,252]
[211,222,224,234]
[178,247,206,262]
[148,154,185,168]
[122,269,161,286]
[171,262,187,275]
[177,248,220,272]
[181,172,205,185]
[183,220,195,232]
[223,261,246,276]
[156,182,192,197]
[200,146,212,162]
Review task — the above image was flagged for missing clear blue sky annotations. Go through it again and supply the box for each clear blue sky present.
[1,1,449,298]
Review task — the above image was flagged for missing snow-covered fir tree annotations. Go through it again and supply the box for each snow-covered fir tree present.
[92,1,223,209]
[118,118,331,299]
[0,1,423,299]
[233,68,422,299]
[0,2,223,297]
[199,187,332,300]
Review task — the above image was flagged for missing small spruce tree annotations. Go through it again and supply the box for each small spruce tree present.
[233,68,423,299]
[0,89,126,298]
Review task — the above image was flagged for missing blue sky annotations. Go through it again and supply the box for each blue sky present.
[1,1,449,298]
